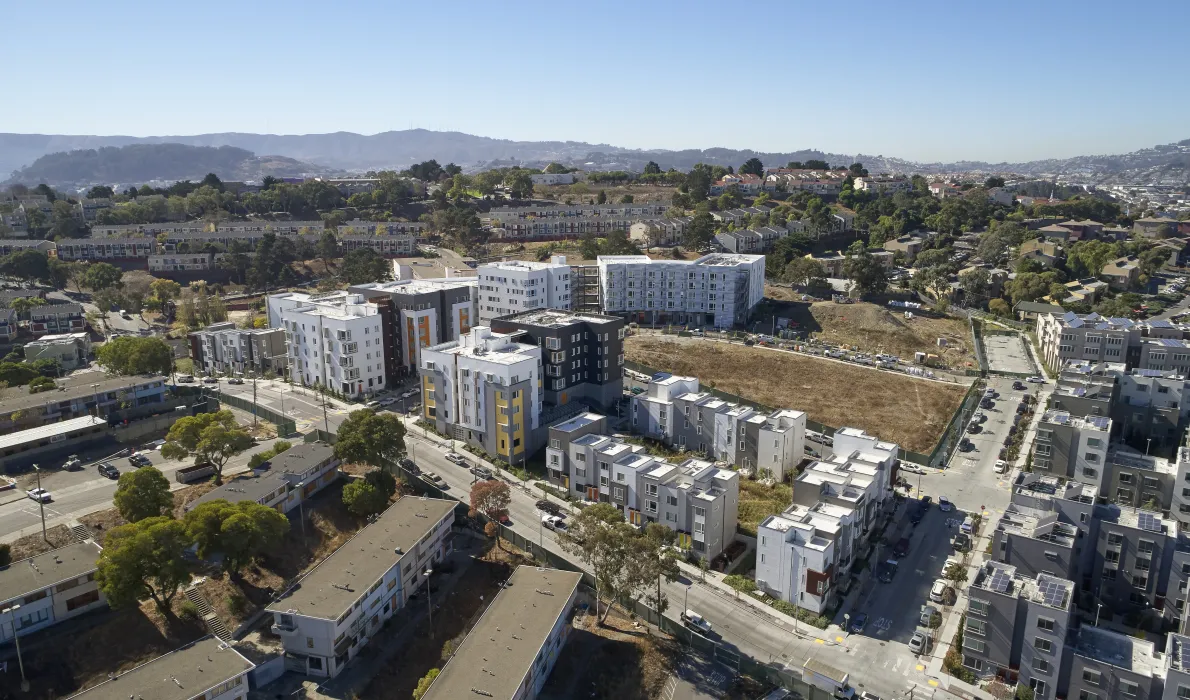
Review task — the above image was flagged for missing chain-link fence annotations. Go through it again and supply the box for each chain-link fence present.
[217,391,297,436]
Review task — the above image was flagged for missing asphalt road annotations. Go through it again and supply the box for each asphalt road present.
[213,378,421,434]
[0,439,283,541]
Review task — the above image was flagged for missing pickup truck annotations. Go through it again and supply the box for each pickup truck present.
[175,461,216,484]
[681,609,713,636]
[802,658,855,699]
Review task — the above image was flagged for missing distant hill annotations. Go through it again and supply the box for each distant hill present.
[2,143,325,187]
[1,130,1187,186]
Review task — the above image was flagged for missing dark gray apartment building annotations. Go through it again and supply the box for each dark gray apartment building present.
[1065,625,1159,700]
[490,309,625,411]
[991,503,1079,581]
[1092,506,1176,615]
[1057,360,1190,457]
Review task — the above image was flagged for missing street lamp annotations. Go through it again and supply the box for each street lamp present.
[1095,602,1105,627]
[423,569,434,638]
[33,464,46,542]
[3,604,28,691]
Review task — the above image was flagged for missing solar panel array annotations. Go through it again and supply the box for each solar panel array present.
[1086,416,1110,430]
[1179,637,1190,671]
[1037,578,1068,608]
[988,568,1012,594]
[1138,512,1162,533]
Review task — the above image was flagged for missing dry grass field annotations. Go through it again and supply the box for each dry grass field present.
[625,335,967,453]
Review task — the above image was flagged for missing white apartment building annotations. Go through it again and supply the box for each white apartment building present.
[267,497,455,678]
[420,327,543,462]
[148,253,219,273]
[0,542,106,642]
[267,291,387,398]
[67,636,254,700]
[598,253,765,329]
[476,257,572,323]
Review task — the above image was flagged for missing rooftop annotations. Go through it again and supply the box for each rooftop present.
[424,328,540,366]
[1026,573,1075,611]
[479,259,568,272]
[0,415,108,451]
[972,561,1019,598]
[352,277,478,296]
[66,636,254,700]
[268,497,455,620]
[0,542,103,605]
[0,374,164,416]
[1075,625,1158,676]
[423,566,582,700]
[997,504,1077,547]
[496,309,623,328]
[550,412,605,434]
[189,443,336,510]
[1168,633,1190,673]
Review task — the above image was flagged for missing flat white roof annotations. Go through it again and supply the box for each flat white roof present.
[0,416,106,451]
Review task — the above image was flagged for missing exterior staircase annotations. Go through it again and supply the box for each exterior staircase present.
[184,586,231,641]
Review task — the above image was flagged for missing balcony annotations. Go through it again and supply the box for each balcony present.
[271,618,300,636]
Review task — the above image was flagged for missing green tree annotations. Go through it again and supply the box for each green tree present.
[27,376,56,393]
[334,409,407,469]
[988,298,1012,317]
[596,189,607,204]
[49,200,84,239]
[782,257,828,288]
[984,176,1006,189]
[843,250,888,297]
[959,268,992,300]
[318,231,339,271]
[339,248,392,284]
[413,669,439,700]
[83,261,124,291]
[0,249,51,284]
[87,185,114,199]
[96,516,192,615]
[113,467,174,522]
[342,480,388,517]
[642,523,681,616]
[619,194,634,204]
[161,410,254,485]
[739,157,764,177]
[96,336,174,375]
[183,500,288,576]
[643,161,662,175]
[505,171,534,199]
[558,502,652,623]
[683,212,716,249]
[364,468,398,501]
[0,362,39,386]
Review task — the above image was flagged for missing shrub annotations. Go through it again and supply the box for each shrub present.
[0,543,11,567]
[723,575,757,593]
[178,600,200,620]
[227,592,248,617]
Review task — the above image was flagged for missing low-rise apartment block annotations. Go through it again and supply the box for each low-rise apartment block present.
[268,291,387,398]
[544,419,740,560]
[0,373,168,435]
[350,277,477,377]
[598,253,765,329]
[490,309,624,411]
[629,218,690,247]
[1102,255,1141,290]
[23,332,91,370]
[0,542,106,642]
[55,238,155,262]
[1033,410,1112,496]
[188,442,340,514]
[420,327,543,463]
[189,322,288,377]
[714,226,788,254]
[628,374,807,481]
[66,636,254,700]
[422,566,582,700]
[148,252,220,273]
[476,257,572,324]
[854,176,912,194]
[267,496,455,678]
[29,303,85,338]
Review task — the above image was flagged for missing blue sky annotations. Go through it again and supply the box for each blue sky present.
[3,0,1188,163]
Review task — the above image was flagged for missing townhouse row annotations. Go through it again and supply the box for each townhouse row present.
[1037,311,1190,374]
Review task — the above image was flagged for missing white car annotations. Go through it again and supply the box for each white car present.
[377,398,396,407]
[930,579,954,604]
[681,610,713,635]
[1027,376,1045,384]
[26,488,52,503]
[445,452,466,466]
[541,514,566,531]
[994,460,1008,474]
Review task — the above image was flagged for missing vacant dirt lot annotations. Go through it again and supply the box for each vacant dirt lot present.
[541,606,678,700]
[626,335,967,453]
[758,294,976,370]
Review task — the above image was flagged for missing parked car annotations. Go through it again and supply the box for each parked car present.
[930,579,954,604]
[536,499,563,516]
[681,610,713,636]
[1027,376,1045,384]
[919,496,932,508]
[952,532,971,552]
[176,375,195,383]
[909,631,930,655]
[365,400,381,409]
[972,411,986,423]
[423,472,448,489]
[470,466,494,480]
[62,454,83,471]
[541,514,566,531]
[377,397,396,407]
[445,452,467,466]
[399,458,420,475]
[938,496,953,512]
[876,559,898,583]
[859,693,883,700]
[1012,381,1027,391]
[961,515,975,534]
[966,422,980,434]
[910,506,925,525]
[202,377,218,384]
[128,453,152,468]
[919,605,938,627]
[994,460,1008,474]
[227,377,244,385]
[893,537,911,557]
[959,438,974,452]
[849,612,868,634]
[97,462,120,479]
[980,398,994,409]
[26,488,52,503]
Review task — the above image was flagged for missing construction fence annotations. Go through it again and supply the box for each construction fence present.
[218,391,298,437]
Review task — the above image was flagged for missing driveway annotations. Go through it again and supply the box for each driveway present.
[983,334,1035,375]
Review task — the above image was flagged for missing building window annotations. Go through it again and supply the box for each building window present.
[1082,670,1101,686]
[1078,691,1098,700]
[965,619,986,636]
[1036,617,1055,632]
[968,599,989,617]
[1032,658,1050,674]
[1034,637,1052,653]
[1118,680,1139,697]
[963,656,983,671]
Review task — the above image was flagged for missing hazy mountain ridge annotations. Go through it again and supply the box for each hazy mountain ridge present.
[3,143,326,187]
[1,130,1187,187]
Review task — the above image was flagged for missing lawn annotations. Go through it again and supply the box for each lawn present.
[738,479,793,537]
[625,335,967,453]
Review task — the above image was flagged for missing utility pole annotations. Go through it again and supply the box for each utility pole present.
[34,464,46,541]
[4,605,28,691]
[251,371,258,429]
[423,569,434,638]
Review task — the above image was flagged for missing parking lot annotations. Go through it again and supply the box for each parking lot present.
[983,333,1036,375]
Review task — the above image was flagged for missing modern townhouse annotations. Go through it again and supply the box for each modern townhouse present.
[420,327,543,463]
[628,373,808,481]
[23,332,91,370]
[489,309,624,411]
[1164,634,1190,699]
[989,503,1079,580]
[188,442,340,514]
[0,373,168,435]
[268,291,388,399]
[1107,446,1176,511]
[350,277,477,377]
[1139,338,1190,377]
[1036,312,1142,372]
[1066,625,1159,700]
[1092,506,1174,615]
[422,566,582,700]
[476,258,572,324]
[189,322,288,377]
[55,238,155,262]
[754,503,847,614]
[1033,410,1112,497]
[961,560,1076,700]
[267,496,455,678]
[543,423,739,559]
[0,542,106,642]
[1055,361,1190,456]
[714,226,788,254]
[597,253,765,329]
[66,636,254,700]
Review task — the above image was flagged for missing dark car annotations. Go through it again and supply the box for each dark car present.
[893,537,911,557]
[980,398,994,409]
[97,462,120,479]
[399,458,421,475]
[1013,381,1026,391]
[910,506,925,525]
[920,495,932,508]
[849,612,868,634]
[953,532,971,552]
[877,560,898,583]
[959,438,975,452]
[128,453,152,468]
[536,499,563,516]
